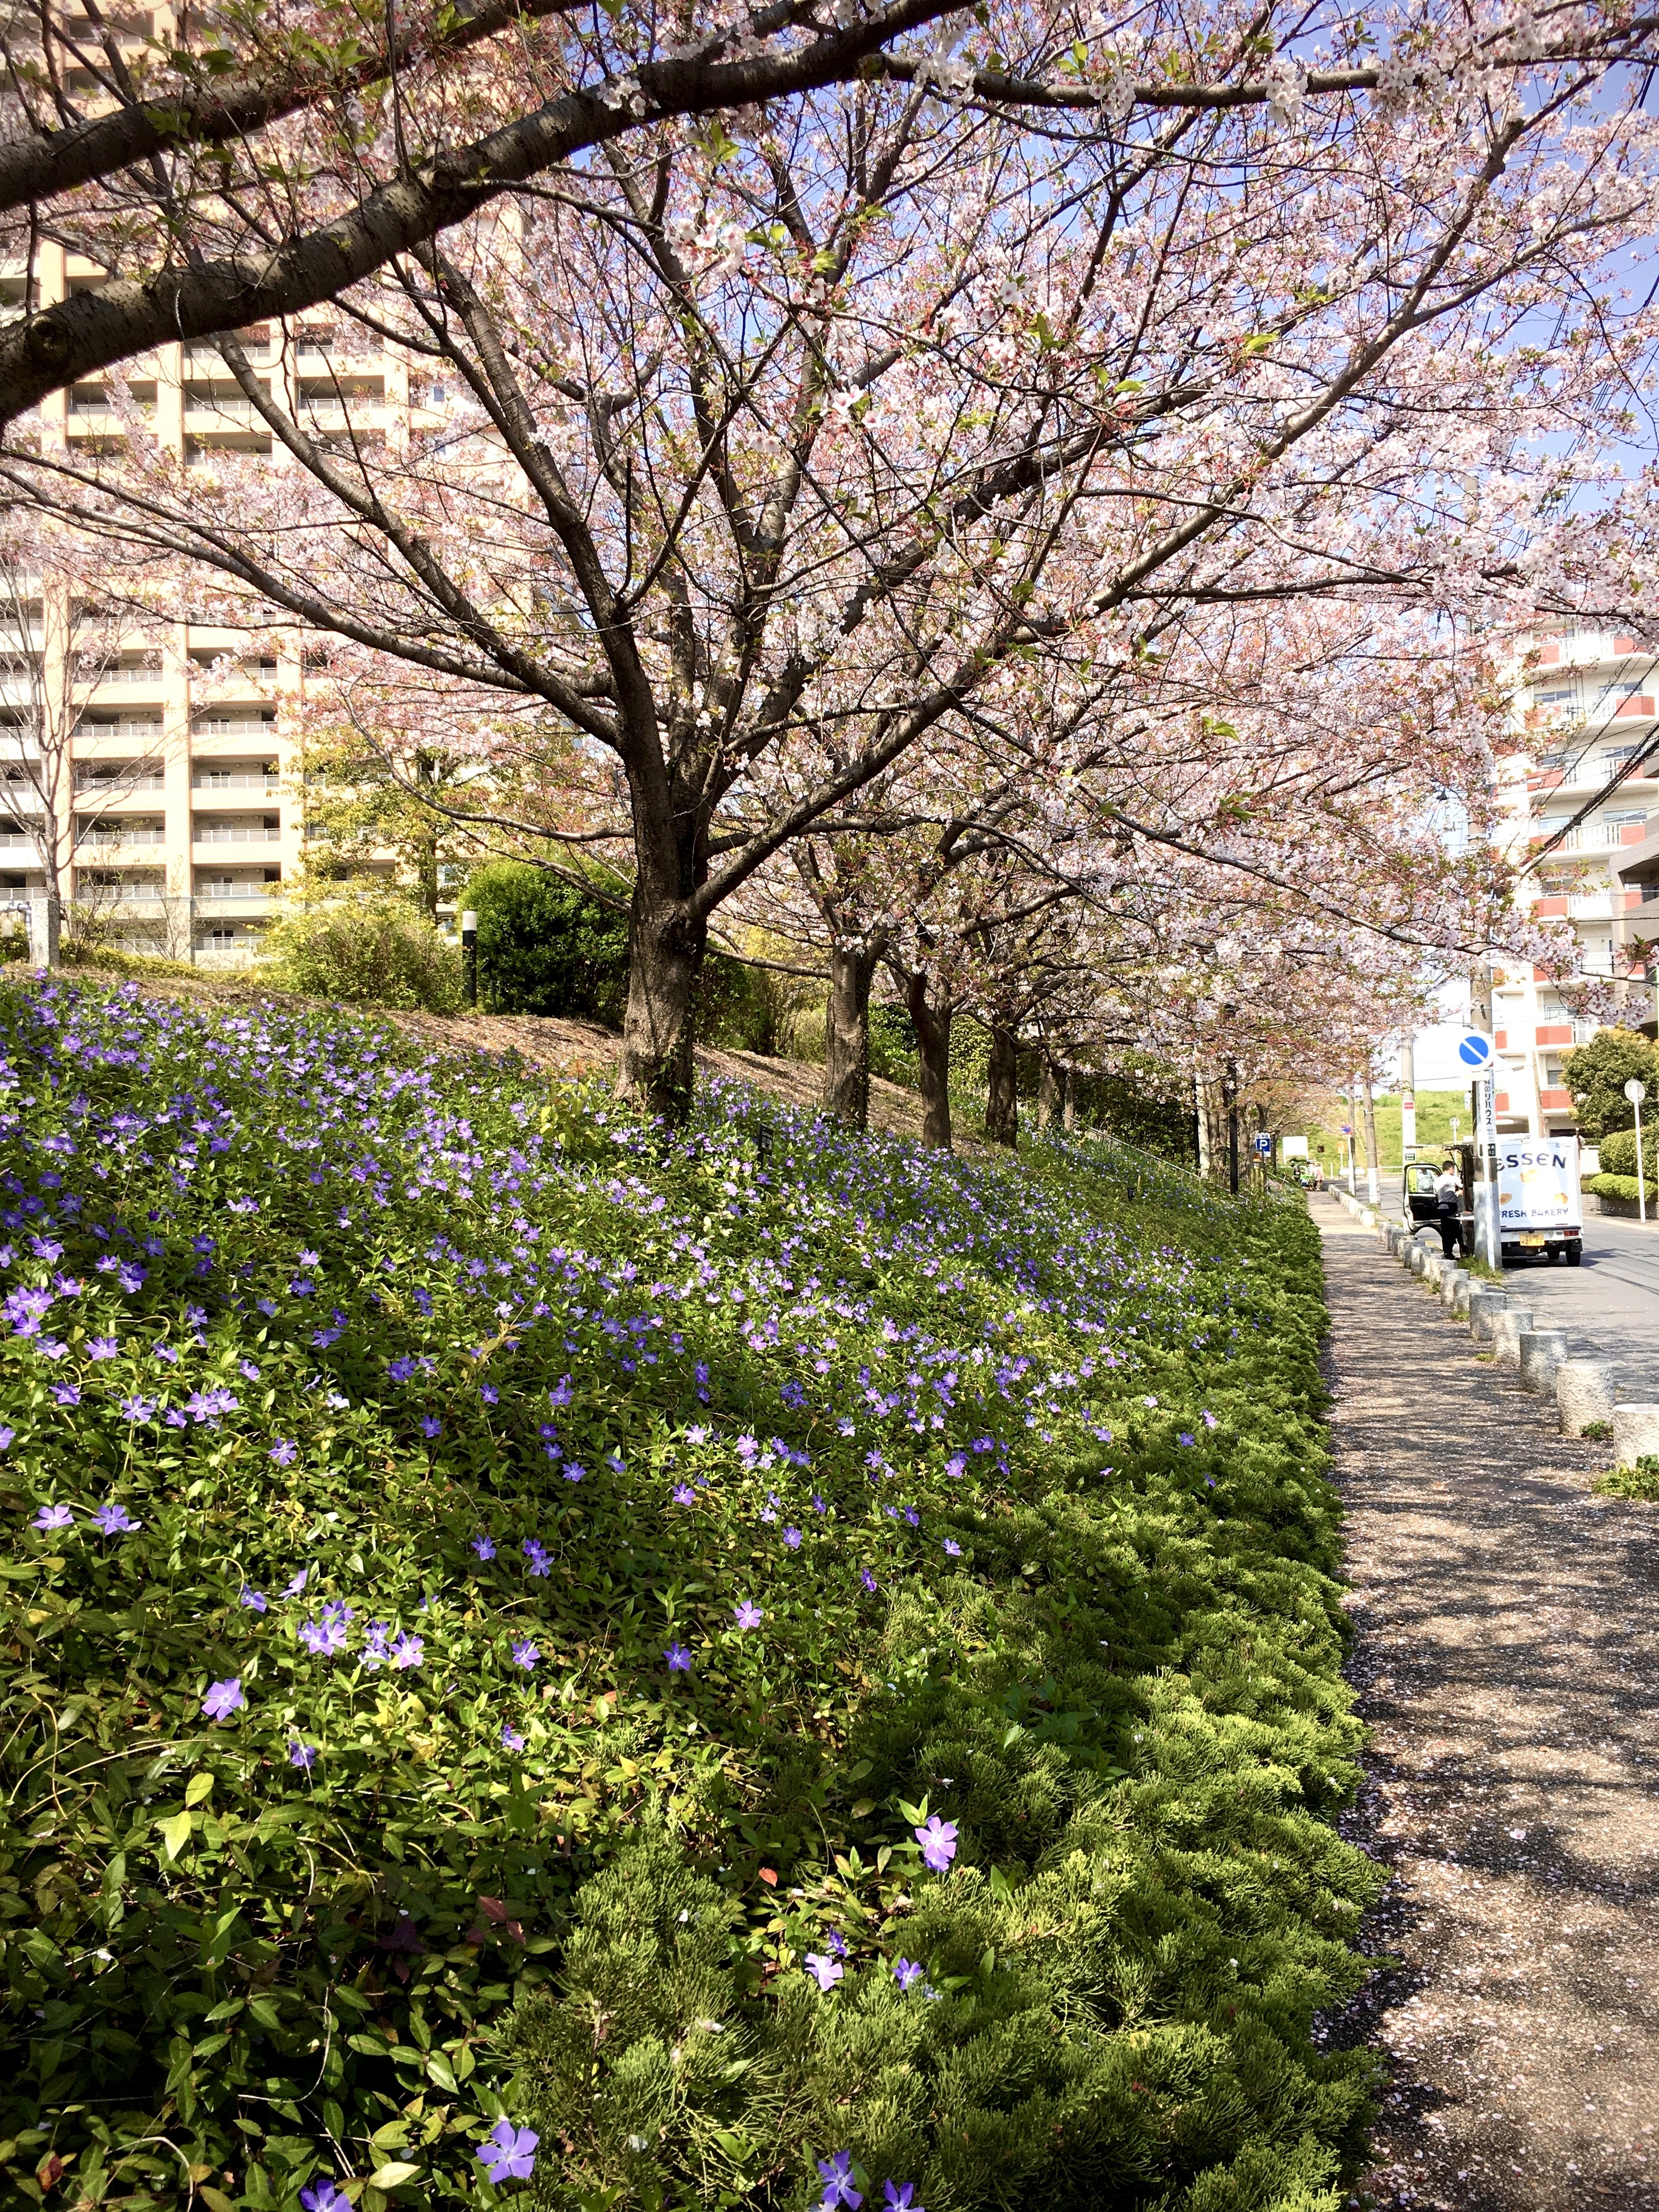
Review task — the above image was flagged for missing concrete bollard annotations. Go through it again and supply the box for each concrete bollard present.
[1611,1404,1659,1465]
[1468,1287,1510,1342]
[1450,1272,1474,1316]
[1408,1242,1429,1277]
[1422,1251,1446,1290]
[1518,1329,1569,1394]
[1440,1264,1466,1310]
[1557,1360,1618,1436]
[1488,1306,1535,1365]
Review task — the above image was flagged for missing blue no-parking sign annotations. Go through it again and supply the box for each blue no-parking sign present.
[1456,1030,1494,1071]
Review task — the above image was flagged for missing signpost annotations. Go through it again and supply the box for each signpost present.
[1625,1076,1647,1224]
[1457,1034,1501,1267]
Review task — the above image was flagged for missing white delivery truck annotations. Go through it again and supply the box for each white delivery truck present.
[1494,1135,1583,1266]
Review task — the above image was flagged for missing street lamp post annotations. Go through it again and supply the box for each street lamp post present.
[461,908,479,1009]
[1625,1075,1647,1224]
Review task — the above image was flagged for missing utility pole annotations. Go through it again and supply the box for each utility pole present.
[1400,1034,1417,1158]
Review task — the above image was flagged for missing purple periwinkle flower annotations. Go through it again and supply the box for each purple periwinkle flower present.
[817,2152,862,2210]
[942,1538,961,1558]
[915,1815,958,1872]
[282,1567,309,1597]
[390,1631,423,1670]
[119,1395,156,1422]
[87,1335,119,1361]
[672,1483,696,1506]
[32,1502,73,1531]
[300,2181,349,2212]
[893,1957,923,1991]
[1177,1432,1195,1448]
[859,1568,878,1594]
[202,1677,245,1721]
[1202,1409,1219,1429]
[239,1585,267,1612]
[479,1382,499,1406]
[884,2186,923,2212]
[92,1499,140,1535]
[471,1535,497,1560]
[476,2120,539,2184]
[733,1600,762,1629]
[511,1639,540,1670]
[269,1438,298,1466]
[563,1461,585,1483]
[501,1723,525,1750]
[422,1415,444,1439]
[0,1425,13,1451]
[665,1641,692,1673]
[288,1740,319,1770]
[783,1526,802,1550]
[804,1951,843,1992]
[522,1538,551,1575]
[300,1616,347,1657]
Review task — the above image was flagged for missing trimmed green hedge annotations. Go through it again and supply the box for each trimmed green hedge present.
[0,981,1381,2212]
[1585,1172,1658,1207]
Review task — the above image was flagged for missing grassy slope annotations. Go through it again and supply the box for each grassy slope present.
[0,980,1380,2212]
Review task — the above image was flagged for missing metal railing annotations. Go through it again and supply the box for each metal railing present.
[192,773,279,792]
[194,823,281,843]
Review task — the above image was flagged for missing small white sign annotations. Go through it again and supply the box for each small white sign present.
[1282,1136,1309,1158]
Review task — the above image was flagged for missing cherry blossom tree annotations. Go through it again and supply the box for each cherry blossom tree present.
[7,1,1659,1118]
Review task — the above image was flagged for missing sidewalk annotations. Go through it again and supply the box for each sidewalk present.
[1314,1194,1658,2211]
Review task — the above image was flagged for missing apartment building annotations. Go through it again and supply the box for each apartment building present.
[1490,622,1659,1134]
[2,238,434,964]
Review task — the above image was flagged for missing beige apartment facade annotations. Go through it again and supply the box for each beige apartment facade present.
[1491,621,1659,1134]
[3,238,432,964]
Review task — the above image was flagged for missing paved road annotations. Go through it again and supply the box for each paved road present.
[1506,1213,1659,1400]
[1316,1195,1659,2211]
[1391,1205,1659,1400]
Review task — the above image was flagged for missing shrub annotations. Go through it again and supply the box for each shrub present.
[1594,1454,1659,1501]
[1591,1128,1659,1179]
[461,863,629,1025]
[267,896,464,1012]
[1562,1025,1659,1138]
[0,984,1382,2212]
[1585,1171,1658,1207]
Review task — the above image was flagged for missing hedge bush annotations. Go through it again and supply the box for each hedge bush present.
[0,980,1381,2212]
[266,900,464,1013]
[460,866,630,1027]
[1584,1171,1658,1207]
[1589,1128,1659,1180]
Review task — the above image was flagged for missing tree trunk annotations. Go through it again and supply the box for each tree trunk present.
[617,878,705,1125]
[823,941,880,1130]
[1037,1054,1060,1131]
[904,971,952,1151]
[984,1022,1019,1147]
[1062,1065,1076,1132]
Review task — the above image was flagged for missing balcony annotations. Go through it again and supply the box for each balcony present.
[76,772,166,797]
[194,818,281,844]
[0,831,39,853]
[76,717,164,740]
[192,772,279,799]
[90,662,164,691]
[78,827,165,853]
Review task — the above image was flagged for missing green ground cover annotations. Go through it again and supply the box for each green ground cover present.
[0,980,1381,2212]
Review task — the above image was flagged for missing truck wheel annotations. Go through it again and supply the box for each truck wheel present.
[1566,1243,1582,1267]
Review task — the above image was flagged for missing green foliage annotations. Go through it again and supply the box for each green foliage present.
[1077,1061,1201,1165]
[867,1002,918,1086]
[1584,1172,1658,1207]
[1589,1127,1658,1178]
[267,896,465,1012]
[1562,1025,1659,1138]
[1593,1454,1659,1501]
[0,985,1381,2212]
[60,942,203,982]
[462,864,630,1026]
[0,912,29,963]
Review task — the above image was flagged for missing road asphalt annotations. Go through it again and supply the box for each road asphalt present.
[1501,1211,1659,1402]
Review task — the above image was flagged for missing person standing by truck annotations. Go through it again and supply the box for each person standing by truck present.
[1434,1160,1463,1257]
